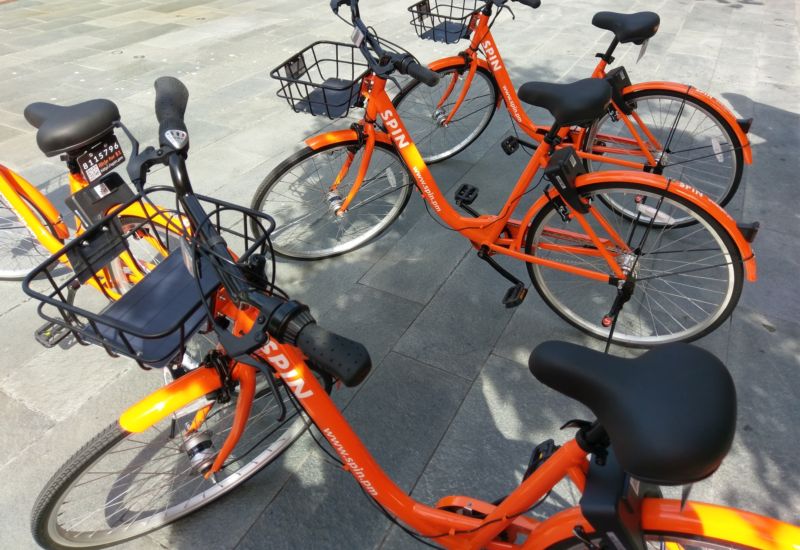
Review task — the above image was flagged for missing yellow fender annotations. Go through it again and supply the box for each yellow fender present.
[119,367,223,433]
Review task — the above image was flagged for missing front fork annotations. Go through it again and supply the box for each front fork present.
[328,123,376,215]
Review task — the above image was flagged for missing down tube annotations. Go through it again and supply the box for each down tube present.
[268,341,459,536]
[373,95,486,236]
[479,30,539,136]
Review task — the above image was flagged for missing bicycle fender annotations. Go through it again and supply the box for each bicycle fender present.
[427,55,491,73]
[583,171,756,281]
[623,82,753,164]
[119,367,222,433]
[305,129,393,150]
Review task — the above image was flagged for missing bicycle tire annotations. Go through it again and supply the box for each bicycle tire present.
[583,89,744,210]
[525,182,743,347]
[31,371,331,549]
[250,140,412,260]
[0,192,61,280]
[392,64,498,164]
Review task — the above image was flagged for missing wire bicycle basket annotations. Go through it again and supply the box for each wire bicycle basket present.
[271,41,370,119]
[22,184,276,369]
[408,0,481,44]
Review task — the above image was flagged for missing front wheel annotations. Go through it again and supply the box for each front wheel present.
[31,370,331,549]
[392,64,498,164]
[525,182,743,346]
[583,89,744,209]
[250,140,412,260]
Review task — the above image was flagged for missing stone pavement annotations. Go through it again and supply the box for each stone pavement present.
[0,0,798,548]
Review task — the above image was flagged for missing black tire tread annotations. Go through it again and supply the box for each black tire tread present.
[31,421,125,550]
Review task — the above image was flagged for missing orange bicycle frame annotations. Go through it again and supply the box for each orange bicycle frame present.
[308,74,757,283]
[119,325,798,548]
[432,11,751,171]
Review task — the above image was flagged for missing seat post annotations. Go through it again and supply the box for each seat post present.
[597,38,619,65]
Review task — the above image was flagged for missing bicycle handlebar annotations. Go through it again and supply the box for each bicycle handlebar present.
[513,0,541,8]
[393,54,440,87]
[154,76,189,151]
[148,76,373,386]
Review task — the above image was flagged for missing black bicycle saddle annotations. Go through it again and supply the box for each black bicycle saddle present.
[529,341,736,485]
[24,99,120,157]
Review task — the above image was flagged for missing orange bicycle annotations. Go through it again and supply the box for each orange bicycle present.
[0,100,185,343]
[25,76,800,550]
[394,0,752,210]
[251,0,758,346]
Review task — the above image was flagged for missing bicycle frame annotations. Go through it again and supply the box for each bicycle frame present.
[118,310,798,548]
[305,75,757,282]
[0,162,183,294]
[429,10,752,169]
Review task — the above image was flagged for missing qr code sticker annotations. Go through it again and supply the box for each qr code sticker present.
[85,165,102,181]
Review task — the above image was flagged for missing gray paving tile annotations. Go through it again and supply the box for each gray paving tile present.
[394,253,516,380]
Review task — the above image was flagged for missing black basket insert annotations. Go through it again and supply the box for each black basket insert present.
[22,186,276,369]
[408,0,481,44]
[271,41,369,119]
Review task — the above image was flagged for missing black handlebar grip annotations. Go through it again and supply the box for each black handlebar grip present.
[394,55,440,87]
[154,76,189,150]
[406,62,440,87]
[296,323,372,387]
[514,0,541,8]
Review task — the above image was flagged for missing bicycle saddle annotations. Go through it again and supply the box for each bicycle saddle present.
[23,99,120,157]
[517,78,611,127]
[529,341,736,485]
[592,12,660,45]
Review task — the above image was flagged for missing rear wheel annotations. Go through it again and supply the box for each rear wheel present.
[525,182,743,346]
[31,369,332,549]
[392,64,498,164]
[584,89,744,214]
[0,193,60,280]
[250,141,412,260]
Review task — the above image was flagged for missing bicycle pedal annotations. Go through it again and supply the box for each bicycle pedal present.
[502,283,528,308]
[501,135,519,155]
[34,322,72,348]
[523,439,558,480]
[454,184,479,206]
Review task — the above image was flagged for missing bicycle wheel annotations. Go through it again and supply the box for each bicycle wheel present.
[525,182,743,346]
[107,214,182,293]
[32,369,332,549]
[392,65,498,164]
[250,140,412,260]
[583,90,743,210]
[0,193,60,280]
